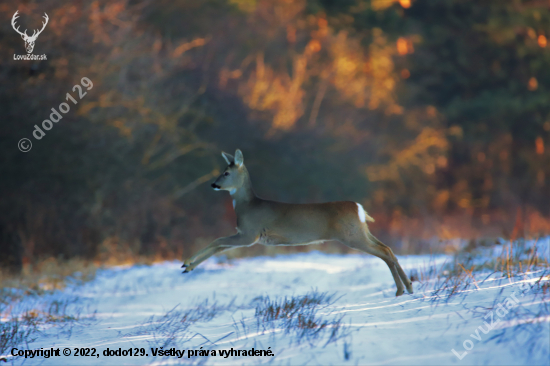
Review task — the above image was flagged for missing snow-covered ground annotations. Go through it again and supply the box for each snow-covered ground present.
[2,240,549,365]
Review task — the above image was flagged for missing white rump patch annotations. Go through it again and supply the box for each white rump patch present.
[356,203,375,223]
[356,203,366,223]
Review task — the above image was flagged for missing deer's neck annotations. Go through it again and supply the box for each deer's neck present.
[231,167,255,205]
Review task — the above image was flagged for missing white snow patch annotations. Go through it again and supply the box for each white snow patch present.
[252,260,350,274]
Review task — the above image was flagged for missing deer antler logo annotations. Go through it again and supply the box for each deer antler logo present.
[11,11,49,54]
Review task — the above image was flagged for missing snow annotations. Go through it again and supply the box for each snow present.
[2,240,549,365]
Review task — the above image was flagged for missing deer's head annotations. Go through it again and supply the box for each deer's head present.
[211,149,247,193]
[11,11,49,54]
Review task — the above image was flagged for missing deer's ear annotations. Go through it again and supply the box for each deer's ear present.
[221,151,234,165]
[234,149,244,167]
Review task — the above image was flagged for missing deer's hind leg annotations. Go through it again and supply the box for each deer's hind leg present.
[366,232,413,294]
[341,229,412,296]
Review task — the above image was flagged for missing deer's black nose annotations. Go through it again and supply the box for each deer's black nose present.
[211,183,220,189]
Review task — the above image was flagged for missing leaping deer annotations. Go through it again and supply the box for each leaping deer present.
[182,149,413,296]
[11,11,49,54]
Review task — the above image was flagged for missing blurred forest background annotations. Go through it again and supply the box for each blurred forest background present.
[1,0,550,273]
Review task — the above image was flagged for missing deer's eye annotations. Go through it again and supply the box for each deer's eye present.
[224,172,230,176]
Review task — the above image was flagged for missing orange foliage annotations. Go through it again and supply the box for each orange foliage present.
[536,136,544,155]
[538,34,547,47]
[528,77,538,90]
[399,0,411,9]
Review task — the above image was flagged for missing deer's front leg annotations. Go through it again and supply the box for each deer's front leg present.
[181,233,254,273]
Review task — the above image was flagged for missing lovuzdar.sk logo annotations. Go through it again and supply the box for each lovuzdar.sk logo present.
[12,10,48,61]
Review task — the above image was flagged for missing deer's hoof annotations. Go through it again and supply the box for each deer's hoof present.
[395,288,405,297]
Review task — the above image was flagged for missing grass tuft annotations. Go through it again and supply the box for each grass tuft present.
[251,290,349,346]
[0,317,38,356]
[133,298,235,349]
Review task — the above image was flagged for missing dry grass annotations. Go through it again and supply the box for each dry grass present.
[0,240,183,303]
[0,317,37,356]
[411,237,550,302]
[253,291,337,322]
[128,291,350,353]
[0,257,97,298]
[248,290,350,347]
[131,299,237,349]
